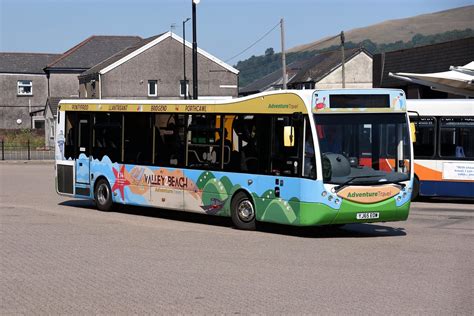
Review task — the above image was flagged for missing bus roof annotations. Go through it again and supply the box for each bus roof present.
[58,88,406,115]
[407,99,474,116]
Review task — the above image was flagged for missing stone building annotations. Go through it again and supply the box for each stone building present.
[0,53,60,129]
[44,35,142,99]
[78,32,239,100]
[240,48,372,96]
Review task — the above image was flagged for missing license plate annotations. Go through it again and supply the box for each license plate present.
[356,212,379,220]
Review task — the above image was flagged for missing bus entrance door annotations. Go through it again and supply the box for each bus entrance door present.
[75,117,91,195]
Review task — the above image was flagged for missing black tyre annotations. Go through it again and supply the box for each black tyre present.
[94,178,113,211]
[231,192,256,230]
[411,176,420,201]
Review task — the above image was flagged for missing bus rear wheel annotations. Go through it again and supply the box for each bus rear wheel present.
[95,178,113,211]
[231,192,256,230]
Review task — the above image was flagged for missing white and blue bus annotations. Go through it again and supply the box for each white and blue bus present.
[408,99,474,199]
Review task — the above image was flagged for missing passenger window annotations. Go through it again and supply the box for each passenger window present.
[187,114,222,170]
[411,116,436,158]
[440,117,474,158]
[64,112,91,159]
[154,113,186,167]
[271,115,302,176]
[123,113,153,165]
[93,112,122,163]
[219,115,237,170]
[231,115,271,174]
[64,112,77,159]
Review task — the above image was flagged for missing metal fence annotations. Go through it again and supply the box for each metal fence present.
[1,140,54,160]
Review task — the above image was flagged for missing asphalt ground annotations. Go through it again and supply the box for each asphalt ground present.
[1,162,473,314]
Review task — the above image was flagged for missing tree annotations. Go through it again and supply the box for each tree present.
[265,47,274,56]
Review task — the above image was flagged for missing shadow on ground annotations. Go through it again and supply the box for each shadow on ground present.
[59,200,407,239]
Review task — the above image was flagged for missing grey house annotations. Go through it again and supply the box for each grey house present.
[78,32,239,99]
[44,35,142,99]
[240,48,372,96]
[0,53,60,129]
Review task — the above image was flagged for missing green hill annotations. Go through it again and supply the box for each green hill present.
[236,5,474,88]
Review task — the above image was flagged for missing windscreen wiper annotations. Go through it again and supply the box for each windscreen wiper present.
[377,180,407,189]
[334,175,382,191]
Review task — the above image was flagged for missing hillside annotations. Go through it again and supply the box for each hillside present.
[290,5,474,53]
[237,5,474,88]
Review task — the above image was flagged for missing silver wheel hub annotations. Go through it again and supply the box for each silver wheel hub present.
[237,200,255,222]
[97,184,109,205]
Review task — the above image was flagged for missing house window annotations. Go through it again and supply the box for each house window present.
[17,80,33,95]
[33,118,45,129]
[148,80,158,97]
[180,80,189,97]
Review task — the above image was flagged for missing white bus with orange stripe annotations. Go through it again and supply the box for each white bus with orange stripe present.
[408,99,474,199]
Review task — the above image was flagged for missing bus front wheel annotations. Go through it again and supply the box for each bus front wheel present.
[95,178,113,211]
[231,192,256,230]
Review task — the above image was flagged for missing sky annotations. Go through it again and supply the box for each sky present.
[0,0,471,66]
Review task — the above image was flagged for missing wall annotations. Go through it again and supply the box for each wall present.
[101,37,238,99]
[0,73,48,129]
[315,53,373,89]
[44,105,56,147]
[49,72,80,98]
[79,80,98,98]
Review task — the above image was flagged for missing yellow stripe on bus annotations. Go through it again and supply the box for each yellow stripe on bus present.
[59,93,308,114]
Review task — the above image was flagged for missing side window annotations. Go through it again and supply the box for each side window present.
[219,115,236,171]
[440,117,474,159]
[271,115,302,176]
[148,80,157,97]
[123,113,153,165]
[17,80,33,95]
[154,113,186,167]
[93,113,122,163]
[187,114,222,170]
[64,112,91,159]
[232,115,271,174]
[77,113,91,156]
[65,112,77,159]
[411,116,436,158]
[180,80,189,98]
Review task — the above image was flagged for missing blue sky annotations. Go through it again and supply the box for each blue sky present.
[0,0,471,65]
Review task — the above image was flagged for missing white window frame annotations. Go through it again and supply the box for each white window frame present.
[179,80,189,97]
[32,117,45,129]
[148,80,158,97]
[17,80,33,95]
[50,123,55,140]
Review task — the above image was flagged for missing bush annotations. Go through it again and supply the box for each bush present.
[0,129,45,148]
